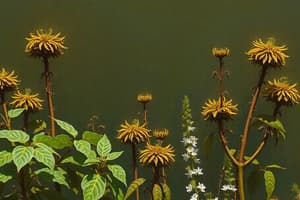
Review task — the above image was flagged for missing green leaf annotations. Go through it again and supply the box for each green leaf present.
[106,151,123,161]
[34,145,55,170]
[107,164,127,186]
[81,174,106,200]
[244,156,259,165]
[161,183,171,200]
[124,178,145,200]
[152,184,163,200]
[53,168,70,188]
[61,155,83,166]
[82,131,103,146]
[8,108,25,118]
[0,130,29,144]
[264,170,275,199]
[32,120,47,134]
[257,118,287,140]
[0,173,12,183]
[97,134,111,157]
[265,164,287,170]
[12,145,34,172]
[33,133,72,149]
[74,140,97,159]
[54,118,78,138]
[0,151,12,167]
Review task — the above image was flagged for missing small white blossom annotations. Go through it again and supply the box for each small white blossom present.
[194,158,200,164]
[189,135,198,147]
[193,167,203,175]
[188,126,196,132]
[186,184,193,193]
[182,153,190,162]
[185,169,194,178]
[190,193,198,200]
[221,184,237,192]
[196,182,206,192]
[182,137,191,146]
[186,146,198,156]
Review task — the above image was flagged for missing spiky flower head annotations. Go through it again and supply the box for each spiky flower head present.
[246,38,288,67]
[10,89,43,111]
[201,97,238,121]
[153,128,169,140]
[139,143,175,167]
[264,77,300,106]
[137,93,152,104]
[212,47,230,58]
[25,28,67,58]
[0,68,20,92]
[117,119,150,143]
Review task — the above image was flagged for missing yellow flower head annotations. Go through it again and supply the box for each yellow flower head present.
[153,128,169,140]
[201,97,238,121]
[264,77,300,106]
[137,93,152,104]
[117,119,150,143]
[139,143,175,167]
[246,38,288,67]
[0,68,20,92]
[10,89,43,111]
[25,28,67,58]
[212,47,230,58]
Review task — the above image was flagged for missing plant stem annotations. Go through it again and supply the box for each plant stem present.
[237,166,245,200]
[0,92,11,129]
[23,111,29,132]
[42,57,56,137]
[19,167,28,200]
[132,143,139,200]
[143,103,147,124]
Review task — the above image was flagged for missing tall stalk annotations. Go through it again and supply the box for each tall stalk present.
[131,143,139,200]
[0,92,11,129]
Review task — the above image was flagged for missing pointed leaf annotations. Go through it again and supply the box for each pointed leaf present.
[265,164,287,170]
[97,134,111,157]
[33,133,72,149]
[82,131,103,146]
[107,164,127,186]
[161,183,171,200]
[81,174,106,200]
[34,146,55,170]
[106,151,123,161]
[54,118,78,138]
[244,156,259,165]
[124,178,145,200]
[152,184,162,200]
[0,173,12,183]
[12,146,34,172]
[53,168,70,188]
[8,108,25,118]
[0,151,12,167]
[74,140,97,159]
[264,170,275,199]
[0,130,29,144]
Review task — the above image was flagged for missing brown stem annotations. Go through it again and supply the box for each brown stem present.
[143,103,147,124]
[42,57,55,137]
[131,143,139,200]
[161,167,167,184]
[1,92,11,129]
[218,57,224,103]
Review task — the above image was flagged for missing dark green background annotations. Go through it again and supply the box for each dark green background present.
[1,0,299,199]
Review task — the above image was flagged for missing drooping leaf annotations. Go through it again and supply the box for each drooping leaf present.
[244,156,260,165]
[152,184,163,200]
[33,133,72,149]
[82,131,103,146]
[0,173,12,183]
[54,118,78,138]
[107,164,127,186]
[81,174,106,200]
[8,108,25,118]
[74,140,97,159]
[12,145,34,172]
[265,164,287,170]
[0,151,12,167]
[106,151,123,161]
[264,170,275,199]
[161,183,171,200]
[0,130,29,144]
[257,118,287,140]
[96,134,111,157]
[124,178,145,200]
[34,145,55,170]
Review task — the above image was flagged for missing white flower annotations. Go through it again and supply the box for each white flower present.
[196,182,206,192]
[190,193,198,200]
[186,146,198,156]
[186,184,193,193]
[188,126,196,132]
[189,135,198,147]
[192,167,203,175]
[221,184,237,192]
[182,137,191,146]
[194,158,201,164]
[182,153,190,162]
[185,169,194,178]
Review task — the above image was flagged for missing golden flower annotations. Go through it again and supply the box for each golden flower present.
[25,28,67,58]
[139,143,175,167]
[246,38,288,67]
[117,120,150,143]
[0,68,20,92]
[137,93,152,104]
[201,97,238,121]
[264,78,300,106]
[153,128,169,140]
[10,89,43,111]
[212,47,230,58]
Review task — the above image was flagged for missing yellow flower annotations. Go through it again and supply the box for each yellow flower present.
[10,89,43,111]
[137,93,152,104]
[201,97,238,121]
[117,120,150,143]
[212,47,230,58]
[264,78,300,106]
[246,38,288,67]
[25,28,67,58]
[153,129,169,140]
[139,143,175,167]
[0,68,20,92]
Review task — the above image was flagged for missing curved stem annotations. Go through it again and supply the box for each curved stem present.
[1,92,11,129]
[244,133,269,166]
[131,143,139,200]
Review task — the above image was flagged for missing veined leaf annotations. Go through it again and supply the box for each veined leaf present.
[153,184,162,200]
[264,170,275,199]
[33,133,72,149]
[257,118,287,140]
[34,146,55,170]
[124,178,145,200]
[161,183,171,200]
[96,134,111,157]
[54,118,78,138]
[0,151,12,167]
[82,131,103,146]
[53,168,70,188]
[265,164,287,170]
[0,130,29,144]
[8,108,25,118]
[12,145,34,172]
[0,173,12,183]
[74,140,97,159]
[107,164,127,186]
[106,151,123,161]
[81,174,106,200]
